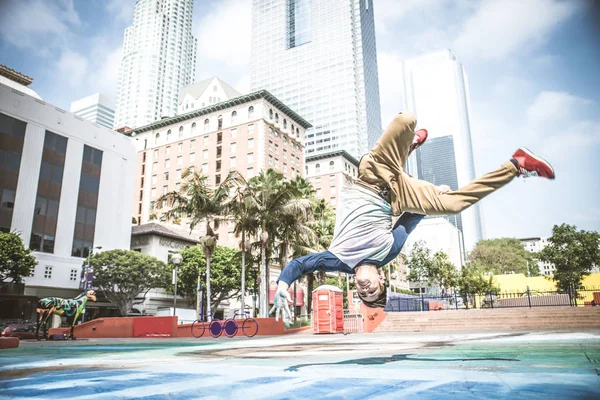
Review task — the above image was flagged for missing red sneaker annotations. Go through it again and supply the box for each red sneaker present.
[409,129,428,156]
[512,147,555,179]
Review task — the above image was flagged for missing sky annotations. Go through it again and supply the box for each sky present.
[0,0,599,241]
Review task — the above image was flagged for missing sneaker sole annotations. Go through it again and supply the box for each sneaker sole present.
[519,147,556,180]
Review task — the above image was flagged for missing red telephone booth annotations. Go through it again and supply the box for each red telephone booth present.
[312,285,344,334]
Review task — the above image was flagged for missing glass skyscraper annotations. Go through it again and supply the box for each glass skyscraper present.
[250,0,382,159]
[115,0,197,129]
[401,50,483,252]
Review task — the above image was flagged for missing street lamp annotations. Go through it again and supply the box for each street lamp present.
[171,253,183,319]
[81,245,102,323]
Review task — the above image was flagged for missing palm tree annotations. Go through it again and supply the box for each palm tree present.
[157,166,228,319]
[220,171,259,316]
[246,169,298,317]
[276,177,316,322]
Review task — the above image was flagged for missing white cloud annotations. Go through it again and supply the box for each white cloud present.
[56,50,89,87]
[106,0,135,23]
[193,0,251,67]
[0,0,82,54]
[526,91,590,127]
[454,0,580,60]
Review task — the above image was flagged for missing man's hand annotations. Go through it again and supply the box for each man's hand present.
[269,282,292,327]
[437,184,451,194]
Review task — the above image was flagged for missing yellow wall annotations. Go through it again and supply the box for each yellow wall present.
[492,273,600,305]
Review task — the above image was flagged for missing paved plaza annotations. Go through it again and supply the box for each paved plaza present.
[1,329,599,399]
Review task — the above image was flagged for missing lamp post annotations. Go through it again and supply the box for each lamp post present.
[171,253,183,319]
[81,245,102,323]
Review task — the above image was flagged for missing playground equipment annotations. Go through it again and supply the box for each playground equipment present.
[190,310,258,338]
[36,290,97,340]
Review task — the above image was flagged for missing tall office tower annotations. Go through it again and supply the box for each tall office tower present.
[400,49,483,252]
[250,0,382,159]
[70,93,115,129]
[114,0,197,130]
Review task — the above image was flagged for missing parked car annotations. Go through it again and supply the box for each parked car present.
[1,323,37,340]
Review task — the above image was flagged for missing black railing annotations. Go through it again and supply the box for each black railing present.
[384,287,600,312]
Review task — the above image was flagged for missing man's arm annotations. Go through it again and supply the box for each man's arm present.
[277,251,352,286]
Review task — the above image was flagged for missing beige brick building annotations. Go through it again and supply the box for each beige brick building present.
[128,90,311,247]
[304,150,359,209]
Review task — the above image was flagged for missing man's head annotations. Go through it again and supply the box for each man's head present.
[354,264,387,308]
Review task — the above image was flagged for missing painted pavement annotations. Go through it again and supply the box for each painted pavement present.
[1,330,599,399]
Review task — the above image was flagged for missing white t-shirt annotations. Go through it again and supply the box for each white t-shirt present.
[328,185,394,268]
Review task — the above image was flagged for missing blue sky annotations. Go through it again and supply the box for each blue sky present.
[0,0,599,241]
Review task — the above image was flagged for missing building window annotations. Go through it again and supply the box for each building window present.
[231,128,237,139]
[231,111,237,124]
[71,145,102,257]
[177,156,183,165]
[216,160,221,172]
[190,152,196,162]
[179,126,184,137]
[44,266,52,279]
[70,269,78,281]
[151,188,156,197]
[330,186,336,194]
[176,169,181,179]
[152,162,158,172]
[204,119,210,132]
[155,132,160,144]
[165,159,171,168]
[246,167,254,178]
[247,153,254,163]
[230,156,236,168]
[163,185,168,195]
[191,122,196,135]
[165,146,171,156]
[287,0,312,49]
[164,172,169,181]
[190,139,195,149]
[153,149,159,158]
[248,124,254,135]
[203,149,209,160]
[269,109,273,120]
[275,113,279,123]
[202,163,208,173]
[215,175,221,185]
[247,138,254,148]
[203,136,209,145]
[248,106,254,119]
[329,160,335,171]
[231,142,236,152]
[31,131,68,254]
[217,115,223,129]
[175,182,180,191]
[315,163,320,174]
[167,129,172,140]
[283,119,287,129]
[152,174,157,184]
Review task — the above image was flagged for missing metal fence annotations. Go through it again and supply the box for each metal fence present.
[343,310,364,333]
[384,287,600,312]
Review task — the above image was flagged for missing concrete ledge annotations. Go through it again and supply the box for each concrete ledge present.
[0,337,19,349]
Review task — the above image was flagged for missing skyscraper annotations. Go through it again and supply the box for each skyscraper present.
[250,0,382,159]
[114,0,197,129]
[400,49,483,252]
[70,93,115,129]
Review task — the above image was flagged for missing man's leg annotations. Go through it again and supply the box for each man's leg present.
[380,212,425,265]
[357,112,549,216]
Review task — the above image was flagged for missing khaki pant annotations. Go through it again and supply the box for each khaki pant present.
[357,112,518,216]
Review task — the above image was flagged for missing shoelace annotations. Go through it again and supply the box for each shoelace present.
[520,167,539,178]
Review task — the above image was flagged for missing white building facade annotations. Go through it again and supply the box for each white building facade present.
[178,77,242,115]
[400,49,483,253]
[70,93,115,130]
[0,83,136,298]
[114,0,197,129]
[519,237,555,276]
[250,0,382,159]
[304,150,358,210]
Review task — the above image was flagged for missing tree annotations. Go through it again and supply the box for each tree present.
[166,245,254,313]
[246,169,297,317]
[158,166,229,318]
[539,224,600,292]
[468,238,538,276]
[406,242,459,295]
[89,250,168,316]
[0,232,37,283]
[457,263,499,309]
